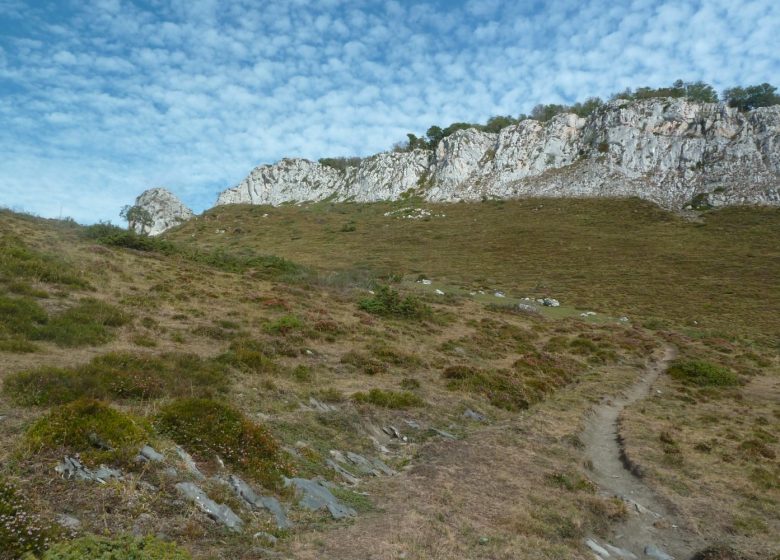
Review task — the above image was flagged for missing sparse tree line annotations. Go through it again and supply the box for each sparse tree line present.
[393,80,780,153]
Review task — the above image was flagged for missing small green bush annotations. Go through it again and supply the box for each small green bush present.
[0,295,48,337]
[0,337,39,353]
[218,339,277,373]
[353,388,424,409]
[156,398,287,486]
[0,477,58,559]
[358,285,431,320]
[667,360,739,387]
[264,315,304,335]
[30,534,192,560]
[33,299,129,347]
[340,350,388,375]
[4,352,229,406]
[0,235,87,287]
[25,399,149,465]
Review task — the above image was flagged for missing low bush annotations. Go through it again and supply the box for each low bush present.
[24,399,149,465]
[4,352,229,406]
[33,299,129,347]
[0,477,58,559]
[358,285,431,320]
[30,534,192,560]
[156,398,288,486]
[667,359,739,387]
[353,388,424,409]
[0,295,48,338]
[217,339,277,373]
[340,350,388,375]
[443,352,577,410]
[264,315,305,335]
[0,235,87,287]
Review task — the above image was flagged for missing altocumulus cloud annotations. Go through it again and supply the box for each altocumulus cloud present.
[0,0,777,223]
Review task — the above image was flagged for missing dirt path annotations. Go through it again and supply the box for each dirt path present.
[580,345,701,559]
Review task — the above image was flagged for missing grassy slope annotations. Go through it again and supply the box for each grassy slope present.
[0,202,777,559]
[169,198,780,341]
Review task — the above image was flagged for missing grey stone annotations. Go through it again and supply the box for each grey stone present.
[55,456,122,483]
[403,419,422,430]
[585,538,610,558]
[175,482,243,531]
[382,425,402,439]
[344,451,396,476]
[644,544,674,560]
[431,428,457,440]
[226,475,292,529]
[604,543,638,559]
[174,446,205,480]
[253,531,278,545]
[130,188,194,236]
[326,459,361,485]
[286,477,356,519]
[55,514,81,531]
[138,445,165,462]
[308,397,336,412]
[463,409,486,421]
[541,297,560,307]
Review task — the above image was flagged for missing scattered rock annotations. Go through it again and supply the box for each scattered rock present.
[417,279,432,285]
[326,459,361,485]
[585,538,610,558]
[174,446,205,480]
[175,482,244,532]
[163,467,179,478]
[644,544,674,560]
[340,451,396,476]
[308,397,337,412]
[463,409,486,422]
[137,445,165,463]
[516,303,539,313]
[403,419,422,430]
[55,514,81,531]
[431,428,457,440]
[382,425,404,440]
[580,311,597,317]
[541,297,560,307]
[226,475,292,529]
[55,457,122,483]
[604,543,638,559]
[286,477,356,519]
[253,531,278,545]
[494,291,505,298]
[478,536,490,545]
[435,289,445,295]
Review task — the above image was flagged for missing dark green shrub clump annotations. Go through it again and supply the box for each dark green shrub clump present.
[358,285,431,319]
[156,398,287,485]
[31,534,192,560]
[4,352,229,406]
[0,477,58,559]
[24,399,149,465]
[0,235,87,287]
[353,388,424,409]
[0,295,48,338]
[667,360,739,387]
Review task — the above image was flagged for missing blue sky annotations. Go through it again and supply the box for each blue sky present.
[1,0,778,223]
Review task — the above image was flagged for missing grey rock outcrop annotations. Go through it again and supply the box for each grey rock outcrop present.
[216,99,780,210]
[131,188,194,236]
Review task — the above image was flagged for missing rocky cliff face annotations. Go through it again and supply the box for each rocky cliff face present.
[216,98,780,212]
[131,188,194,236]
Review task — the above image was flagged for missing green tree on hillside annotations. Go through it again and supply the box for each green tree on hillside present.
[120,204,153,234]
[723,83,780,111]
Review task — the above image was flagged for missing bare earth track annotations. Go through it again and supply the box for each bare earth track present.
[581,346,701,559]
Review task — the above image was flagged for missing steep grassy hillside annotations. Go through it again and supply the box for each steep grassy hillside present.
[0,204,777,560]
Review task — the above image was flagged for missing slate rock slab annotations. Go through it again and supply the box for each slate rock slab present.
[286,477,356,519]
[175,482,244,532]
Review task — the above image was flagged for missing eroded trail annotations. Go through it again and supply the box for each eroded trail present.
[581,346,700,559]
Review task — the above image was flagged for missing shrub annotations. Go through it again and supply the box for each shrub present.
[358,286,431,320]
[4,352,229,406]
[0,295,48,338]
[31,534,192,560]
[264,315,304,335]
[667,360,739,387]
[156,398,287,486]
[0,235,87,287]
[0,477,58,559]
[340,350,388,375]
[353,388,424,409]
[217,339,277,373]
[33,299,129,347]
[24,399,149,465]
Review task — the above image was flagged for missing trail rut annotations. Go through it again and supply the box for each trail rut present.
[581,345,701,559]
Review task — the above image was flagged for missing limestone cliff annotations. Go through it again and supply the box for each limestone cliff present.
[216,98,780,211]
[131,188,193,236]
